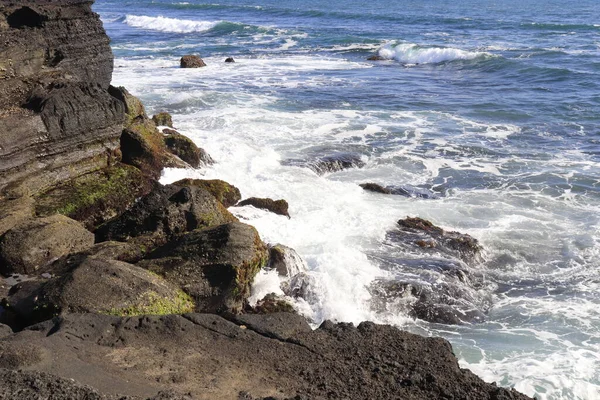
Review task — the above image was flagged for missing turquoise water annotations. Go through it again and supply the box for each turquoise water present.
[94,1,600,398]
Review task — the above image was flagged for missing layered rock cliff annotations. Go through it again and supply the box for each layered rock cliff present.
[0,0,123,193]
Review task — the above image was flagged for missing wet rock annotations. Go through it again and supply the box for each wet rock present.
[152,112,174,128]
[360,183,438,199]
[95,183,237,251]
[0,313,532,399]
[367,55,386,61]
[245,293,295,314]
[0,215,94,276]
[360,183,392,194]
[139,222,268,313]
[392,217,483,264]
[225,57,235,63]
[283,152,366,175]
[267,244,308,278]
[164,132,209,168]
[180,55,206,68]
[9,257,194,326]
[173,179,240,207]
[237,198,290,218]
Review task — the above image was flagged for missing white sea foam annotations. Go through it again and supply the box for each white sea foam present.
[124,15,221,33]
[378,42,488,64]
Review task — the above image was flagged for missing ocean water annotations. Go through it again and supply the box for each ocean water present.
[93,0,600,398]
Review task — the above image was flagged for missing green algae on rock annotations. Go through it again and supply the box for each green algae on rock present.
[173,178,241,208]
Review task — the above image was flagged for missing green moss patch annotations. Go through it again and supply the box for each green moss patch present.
[105,289,194,317]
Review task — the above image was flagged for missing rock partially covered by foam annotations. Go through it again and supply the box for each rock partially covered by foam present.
[180,55,206,68]
[237,197,290,218]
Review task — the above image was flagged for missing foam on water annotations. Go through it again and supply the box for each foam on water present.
[123,15,221,33]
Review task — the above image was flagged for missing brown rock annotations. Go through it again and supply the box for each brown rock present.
[180,55,206,68]
[237,197,290,218]
[173,179,240,207]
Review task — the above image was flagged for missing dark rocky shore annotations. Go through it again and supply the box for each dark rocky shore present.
[0,1,531,399]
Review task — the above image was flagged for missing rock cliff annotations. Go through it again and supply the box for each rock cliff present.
[0,0,123,193]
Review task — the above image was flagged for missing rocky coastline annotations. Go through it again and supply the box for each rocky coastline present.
[0,1,531,399]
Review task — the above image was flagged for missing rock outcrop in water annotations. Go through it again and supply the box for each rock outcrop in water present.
[0,1,531,399]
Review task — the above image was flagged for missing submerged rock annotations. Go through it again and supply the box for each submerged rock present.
[237,197,290,218]
[152,112,173,128]
[283,152,366,175]
[164,132,211,168]
[139,222,269,313]
[367,55,386,61]
[180,55,206,68]
[173,179,240,208]
[360,183,439,199]
[392,217,482,264]
[225,57,235,63]
[0,215,94,276]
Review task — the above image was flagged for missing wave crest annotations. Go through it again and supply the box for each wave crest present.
[378,43,488,64]
[123,15,221,33]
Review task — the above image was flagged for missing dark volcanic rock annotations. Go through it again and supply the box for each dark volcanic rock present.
[360,183,438,199]
[0,215,94,275]
[394,217,483,264]
[283,152,365,175]
[173,179,240,208]
[238,197,290,218]
[225,57,235,63]
[139,222,268,313]
[267,244,307,279]
[0,323,11,338]
[0,2,125,194]
[180,55,206,68]
[245,293,295,315]
[8,257,194,325]
[152,112,173,128]
[367,55,386,61]
[360,182,392,194]
[95,182,237,250]
[0,313,532,400]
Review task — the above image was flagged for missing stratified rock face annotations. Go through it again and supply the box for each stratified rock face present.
[0,1,125,194]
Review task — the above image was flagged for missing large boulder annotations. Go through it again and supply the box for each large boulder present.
[95,183,237,250]
[180,55,206,68]
[139,222,268,313]
[152,112,173,128]
[34,164,155,230]
[173,179,240,208]
[0,215,94,276]
[8,257,194,325]
[237,197,290,218]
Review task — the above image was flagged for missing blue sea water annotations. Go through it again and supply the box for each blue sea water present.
[94,0,600,398]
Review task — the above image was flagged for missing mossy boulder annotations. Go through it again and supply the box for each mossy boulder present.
[120,119,168,179]
[108,86,147,125]
[34,164,154,230]
[0,215,94,276]
[164,132,213,168]
[138,222,268,313]
[246,293,295,314]
[152,112,173,128]
[174,179,240,208]
[8,257,194,324]
[180,55,206,68]
[237,197,290,218]
[95,182,237,251]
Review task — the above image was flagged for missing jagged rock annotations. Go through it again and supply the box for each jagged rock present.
[173,179,240,208]
[0,1,124,194]
[152,112,173,128]
[180,55,206,68]
[360,183,438,199]
[237,197,290,218]
[393,217,483,264]
[0,313,532,399]
[267,244,307,278]
[360,182,392,194]
[139,222,268,313]
[164,132,210,168]
[8,256,194,326]
[225,57,235,63]
[95,183,237,251]
[34,164,155,230]
[283,152,365,175]
[0,215,94,276]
